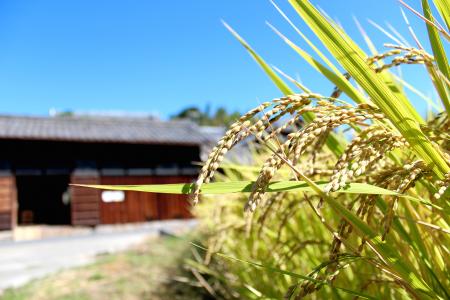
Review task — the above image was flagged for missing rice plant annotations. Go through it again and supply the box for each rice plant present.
[190,1,450,298]
[190,96,449,299]
[82,0,450,298]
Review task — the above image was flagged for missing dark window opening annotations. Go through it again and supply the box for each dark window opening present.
[16,175,71,225]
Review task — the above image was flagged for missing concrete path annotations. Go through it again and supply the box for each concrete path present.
[0,219,197,291]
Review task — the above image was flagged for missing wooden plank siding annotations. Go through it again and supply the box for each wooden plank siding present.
[0,176,16,230]
[152,176,193,220]
[99,176,194,224]
[70,175,101,226]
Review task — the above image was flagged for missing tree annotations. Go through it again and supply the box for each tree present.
[171,106,240,126]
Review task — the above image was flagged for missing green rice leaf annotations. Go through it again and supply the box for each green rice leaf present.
[289,0,449,178]
[269,1,367,105]
[74,180,446,211]
[191,242,378,300]
[392,73,443,111]
[223,21,346,156]
[223,21,292,96]
[76,181,404,196]
[268,23,366,104]
[432,0,450,30]
[424,0,450,80]
[423,0,450,113]
[353,17,378,56]
[324,195,434,297]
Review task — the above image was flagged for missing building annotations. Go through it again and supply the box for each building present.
[0,115,210,230]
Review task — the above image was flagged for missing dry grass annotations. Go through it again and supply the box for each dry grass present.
[1,236,207,300]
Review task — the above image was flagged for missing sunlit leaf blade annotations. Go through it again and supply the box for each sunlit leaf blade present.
[392,73,443,111]
[423,0,450,113]
[270,1,367,105]
[428,66,450,115]
[289,0,450,179]
[74,181,444,211]
[432,0,450,31]
[77,181,403,196]
[424,0,450,79]
[353,17,378,56]
[353,19,421,116]
[368,19,405,46]
[400,204,450,298]
[324,195,434,297]
[223,21,346,156]
[273,65,311,93]
[222,21,292,96]
[399,0,450,41]
[363,20,417,108]
[190,242,378,300]
[268,23,366,104]
[270,0,343,74]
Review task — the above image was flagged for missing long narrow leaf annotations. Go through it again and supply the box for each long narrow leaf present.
[74,181,398,195]
[191,243,378,300]
[74,181,445,211]
[422,0,450,113]
[223,21,292,95]
[392,73,443,111]
[268,23,366,104]
[431,0,450,31]
[289,0,450,178]
[270,1,367,104]
[324,195,434,297]
[223,21,346,156]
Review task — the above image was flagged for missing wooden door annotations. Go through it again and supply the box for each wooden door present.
[99,176,193,224]
[0,175,16,230]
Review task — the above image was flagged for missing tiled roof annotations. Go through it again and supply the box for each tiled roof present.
[0,115,209,145]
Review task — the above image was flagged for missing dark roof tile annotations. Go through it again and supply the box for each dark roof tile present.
[0,115,209,145]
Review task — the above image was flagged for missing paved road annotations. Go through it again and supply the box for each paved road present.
[0,219,196,291]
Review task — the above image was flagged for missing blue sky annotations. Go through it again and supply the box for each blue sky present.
[0,0,440,119]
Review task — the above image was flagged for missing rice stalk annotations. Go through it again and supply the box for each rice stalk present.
[188,1,450,299]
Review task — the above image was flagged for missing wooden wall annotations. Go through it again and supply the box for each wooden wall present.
[153,176,194,220]
[70,174,101,226]
[99,176,193,224]
[0,174,194,230]
[70,175,194,226]
[0,175,16,230]
[1,138,201,229]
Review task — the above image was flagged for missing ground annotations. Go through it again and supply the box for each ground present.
[0,220,196,290]
[1,235,207,300]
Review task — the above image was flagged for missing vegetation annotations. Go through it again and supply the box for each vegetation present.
[1,236,207,300]
[171,106,240,126]
[84,0,450,298]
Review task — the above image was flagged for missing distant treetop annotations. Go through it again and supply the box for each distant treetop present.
[171,106,240,127]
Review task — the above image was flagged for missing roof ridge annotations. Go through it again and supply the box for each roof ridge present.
[0,114,208,145]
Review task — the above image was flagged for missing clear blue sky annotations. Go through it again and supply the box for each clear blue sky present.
[0,0,439,119]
